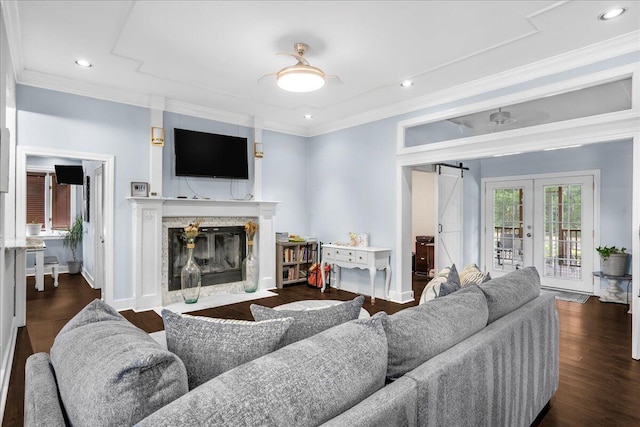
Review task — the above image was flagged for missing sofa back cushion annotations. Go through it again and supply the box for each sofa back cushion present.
[138,313,388,426]
[250,295,364,346]
[50,299,188,426]
[479,266,541,323]
[162,309,294,389]
[384,285,488,381]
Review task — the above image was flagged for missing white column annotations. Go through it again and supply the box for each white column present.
[149,96,165,198]
[258,203,277,289]
[130,198,163,310]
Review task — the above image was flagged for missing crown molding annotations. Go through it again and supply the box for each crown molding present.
[17,69,153,109]
[308,30,640,137]
[1,0,23,77]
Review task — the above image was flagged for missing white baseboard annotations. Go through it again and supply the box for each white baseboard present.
[81,268,96,288]
[111,298,136,312]
[389,290,415,304]
[0,319,18,426]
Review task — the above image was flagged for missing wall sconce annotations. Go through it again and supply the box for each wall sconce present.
[254,142,264,158]
[151,127,165,146]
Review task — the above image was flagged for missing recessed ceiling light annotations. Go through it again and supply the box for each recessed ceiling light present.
[598,8,625,20]
[75,59,92,67]
[304,114,313,119]
[400,80,414,88]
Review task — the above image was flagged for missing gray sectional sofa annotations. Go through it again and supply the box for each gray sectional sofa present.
[25,267,558,426]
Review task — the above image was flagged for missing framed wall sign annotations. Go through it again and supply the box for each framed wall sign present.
[131,182,149,197]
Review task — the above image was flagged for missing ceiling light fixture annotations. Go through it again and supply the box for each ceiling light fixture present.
[598,8,625,20]
[75,59,92,67]
[493,152,522,158]
[489,107,517,125]
[304,114,314,119]
[401,80,414,88]
[276,43,325,92]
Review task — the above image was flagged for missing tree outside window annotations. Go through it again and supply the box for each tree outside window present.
[26,172,71,232]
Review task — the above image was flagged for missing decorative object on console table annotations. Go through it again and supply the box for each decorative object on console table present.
[243,220,259,293]
[63,215,83,274]
[596,245,628,276]
[181,219,202,303]
[131,181,149,197]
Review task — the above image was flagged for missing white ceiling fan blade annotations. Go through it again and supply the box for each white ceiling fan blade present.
[326,74,343,85]
[257,73,276,84]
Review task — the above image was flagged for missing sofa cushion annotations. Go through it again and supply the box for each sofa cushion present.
[384,285,489,380]
[459,263,491,287]
[418,264,461,304]
[162,309,294,389]
[250,295,364,346]
[479,266,541,323]
[138,313,388,426]
[50,299,188,426]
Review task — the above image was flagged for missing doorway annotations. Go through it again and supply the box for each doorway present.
[484,172,596,293]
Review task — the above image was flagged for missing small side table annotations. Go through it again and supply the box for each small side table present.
[593,271,632,308]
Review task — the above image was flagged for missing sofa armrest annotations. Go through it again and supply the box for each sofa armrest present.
[25,353,66,427]
[321,376,418,427]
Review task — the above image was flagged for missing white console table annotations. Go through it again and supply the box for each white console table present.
[320,244,391,303]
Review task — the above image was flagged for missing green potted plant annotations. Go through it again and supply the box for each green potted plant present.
[596,245,628,276]
[63,215,83,274]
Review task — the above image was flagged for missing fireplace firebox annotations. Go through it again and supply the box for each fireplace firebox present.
[168,226,247,291]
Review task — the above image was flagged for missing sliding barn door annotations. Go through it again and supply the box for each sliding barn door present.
[436,166,463,271]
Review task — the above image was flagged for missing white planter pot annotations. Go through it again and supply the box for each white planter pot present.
[602,253,628,276]
[67,260,82,275]
[26,223,42,236]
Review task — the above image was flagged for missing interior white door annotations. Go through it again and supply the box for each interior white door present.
[94,165,105,291]
[485,180,534,278]
[436,166,463,271]
[533,176,594,293]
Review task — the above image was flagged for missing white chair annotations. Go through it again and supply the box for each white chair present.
[43,256,59,287]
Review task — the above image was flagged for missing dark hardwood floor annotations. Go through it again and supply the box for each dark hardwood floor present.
[3,272,639,426]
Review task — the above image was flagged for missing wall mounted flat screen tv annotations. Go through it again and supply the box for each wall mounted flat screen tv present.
[54,165,84,185]
[174,128,249,179]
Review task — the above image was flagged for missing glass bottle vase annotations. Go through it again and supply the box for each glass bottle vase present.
[242,242,259,293]
[181,239,201,304]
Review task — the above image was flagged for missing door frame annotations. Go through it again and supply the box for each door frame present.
[94,164,105,291]
[481,170,600,293]
[16,146,115,309]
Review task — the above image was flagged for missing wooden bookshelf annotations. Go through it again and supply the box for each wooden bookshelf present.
[275,242,318,288]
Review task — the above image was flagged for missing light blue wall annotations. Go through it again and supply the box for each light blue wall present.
[262,130,309,235]
[162,112,254,199]
[17,85,150,300]
[308,118,397,296]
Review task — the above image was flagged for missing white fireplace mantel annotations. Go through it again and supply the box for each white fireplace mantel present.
[128,197,279,311]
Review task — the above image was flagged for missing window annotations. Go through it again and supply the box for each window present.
[26,171,73,232]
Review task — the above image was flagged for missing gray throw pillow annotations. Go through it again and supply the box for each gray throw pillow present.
[162,309,295,389]
[250,295,365,346]
[50,299,188,427]
[384,285,489,380]
[138,313,388,427]
[479,266,541,323]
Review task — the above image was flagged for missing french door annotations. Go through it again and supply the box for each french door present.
[485,174,595,293]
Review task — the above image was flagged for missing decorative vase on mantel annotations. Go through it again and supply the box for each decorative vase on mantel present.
[181,220,202,304]
[242,220,259,293]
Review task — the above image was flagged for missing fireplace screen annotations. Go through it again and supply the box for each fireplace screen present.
[168,226,247,291]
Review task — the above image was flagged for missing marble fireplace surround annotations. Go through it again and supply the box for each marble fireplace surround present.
[129,198,278,310]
